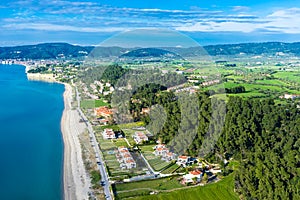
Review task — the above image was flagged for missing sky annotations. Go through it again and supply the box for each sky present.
[0,0,300,46]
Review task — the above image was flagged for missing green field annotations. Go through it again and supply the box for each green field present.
[160,163,180,174]
[130,174,239,200]
[273,71,300,83]
[115,177,185,193]
[80,99,108,109]
[113,138,129,147]
[207,77,300,99]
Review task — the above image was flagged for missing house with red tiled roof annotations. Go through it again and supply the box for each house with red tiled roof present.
[181,169,203,184]
[102,128,116,139]
[94,106,113,118]
[153,144,177,161]
[116,146,136,169]
[177,156,197,167]
[154,144,168,157]
[141,108,150,114]
[165,152,177,161]
[133,131,148,144]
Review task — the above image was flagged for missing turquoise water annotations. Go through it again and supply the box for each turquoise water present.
[0,64,64,200]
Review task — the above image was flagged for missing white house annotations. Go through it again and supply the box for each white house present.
[117,146,136,169]
[133,132,148,144]
[181,169,203,184]
[102,129,116,139]
[177,156,197,167]
[164,152,177,161]
[154,144,169,157]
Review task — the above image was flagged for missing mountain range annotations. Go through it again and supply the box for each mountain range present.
[1,42,300,60]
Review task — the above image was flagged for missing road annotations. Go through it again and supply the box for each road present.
[75,86,113,200]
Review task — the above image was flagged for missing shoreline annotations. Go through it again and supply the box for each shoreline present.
[26,72,57,83]
[26,72,90,199]
[61,83,91,200]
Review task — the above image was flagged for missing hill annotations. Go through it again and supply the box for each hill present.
[1,42,300,59]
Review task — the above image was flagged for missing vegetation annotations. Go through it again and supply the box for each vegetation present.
[128,84,300,199]
[80,99,108,109]
[90,170,101,189]
[130,174,238,200]
[114,176,184,195]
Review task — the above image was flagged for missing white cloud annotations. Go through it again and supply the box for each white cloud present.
[2,23,127,32]
[176,7,300,34]
[232,6,250,12]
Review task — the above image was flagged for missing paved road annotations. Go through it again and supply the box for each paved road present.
[75,86,113,200]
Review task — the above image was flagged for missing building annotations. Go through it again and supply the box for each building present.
[177,156,197,167]
[283,94,300,100]
[201,79,220,86]
[94,106,113,118]
[133,132,148,144]
[164,152,177,161]
[154,144,168,157]
[116,146,136,169]
[181,169,203,184]
[102,128,116,139]
[141,108,150,114]
[153,144,177,161]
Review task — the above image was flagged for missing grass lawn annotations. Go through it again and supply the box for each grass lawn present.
[160,163,180,174]
[147,157,170,171]
[118,121,145,129]
[115,176,183,193]
[140,145,155,152]
[113,138,129,148]
[80,99,108,109]
[131,174,239,200]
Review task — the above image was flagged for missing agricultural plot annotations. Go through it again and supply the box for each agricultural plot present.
[112,138,129,148]
[130,174,239,200]
[273,71,300,84]
[114,176,184,199]
[160,163,180,174]
[143,152,170,172]
[80,99,108,109]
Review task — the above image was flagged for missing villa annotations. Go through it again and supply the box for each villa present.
[116,146,136,169]
[181,169,203,185]
[164,152,177,161]
[177,156,197,167]
[141,108,150,114]
[153,144,177,161]
[281,94,300,100]
[133,131,148,144]
[94,106,113,118]
[154,144,168,157]
[102,128,116,139]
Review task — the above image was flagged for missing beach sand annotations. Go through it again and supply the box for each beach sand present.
[27,73,57,82]
[61,83,91,200]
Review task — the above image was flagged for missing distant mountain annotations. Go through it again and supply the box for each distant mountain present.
[119,48,184,62]
[0,43,93,59]
[205,42,300,56]
[1,42,300,60]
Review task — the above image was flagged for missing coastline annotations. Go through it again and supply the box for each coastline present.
[61,83,91,200]
[26,73,57,83]
[26,72,90,200]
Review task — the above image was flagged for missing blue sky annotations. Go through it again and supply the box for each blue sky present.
[0,0,299,46]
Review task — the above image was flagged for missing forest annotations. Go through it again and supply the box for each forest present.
[128,86,300,199]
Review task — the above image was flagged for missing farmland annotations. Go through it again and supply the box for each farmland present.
[130,174,239,200]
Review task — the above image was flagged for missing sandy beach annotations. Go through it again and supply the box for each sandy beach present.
[61,83,91,200]
[27,73,57,82]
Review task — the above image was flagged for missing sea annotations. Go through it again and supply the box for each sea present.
[0,64,64,200]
